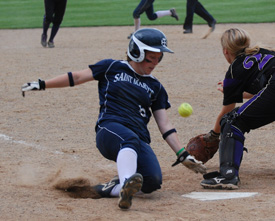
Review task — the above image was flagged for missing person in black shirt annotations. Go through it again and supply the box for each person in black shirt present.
[128,0,179,39]
[183,0,216,34]
[41,0,67,48]
[201,28,275,189]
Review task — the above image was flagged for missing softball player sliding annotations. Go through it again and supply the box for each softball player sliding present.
[22,28,205,210]
[201,28,275,190]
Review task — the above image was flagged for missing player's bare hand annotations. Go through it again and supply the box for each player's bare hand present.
[21,79,45,97]
[217,81,224,93]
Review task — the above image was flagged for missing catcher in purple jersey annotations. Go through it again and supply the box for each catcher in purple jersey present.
[201,28,275,190]
[21,28,205,210]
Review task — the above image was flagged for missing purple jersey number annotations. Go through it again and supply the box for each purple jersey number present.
[243,53,274,71]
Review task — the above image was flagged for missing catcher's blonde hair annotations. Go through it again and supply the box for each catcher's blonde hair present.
[221,28,260,57]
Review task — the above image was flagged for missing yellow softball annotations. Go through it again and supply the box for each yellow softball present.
[178,102,193,117]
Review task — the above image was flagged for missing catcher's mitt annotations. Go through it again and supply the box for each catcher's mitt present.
[185,132,219,164]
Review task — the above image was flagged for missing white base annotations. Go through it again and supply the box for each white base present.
[182,192,258,201]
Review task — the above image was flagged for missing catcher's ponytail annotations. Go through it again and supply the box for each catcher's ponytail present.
[221,28,260,57]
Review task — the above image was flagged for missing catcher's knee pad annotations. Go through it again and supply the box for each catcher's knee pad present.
[141,175,162,194]
[219,112,245,179]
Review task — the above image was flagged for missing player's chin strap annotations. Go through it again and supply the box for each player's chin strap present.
[171,149,189,167]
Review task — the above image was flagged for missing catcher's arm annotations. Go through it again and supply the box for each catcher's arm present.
[213,104,236,133]
[218,81,253,99]
[153,110,206,174]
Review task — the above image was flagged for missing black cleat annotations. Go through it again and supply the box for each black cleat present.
[41,34,47,47]
[118,173,143,209]
[200,175,239,190]
[209,19,216,32]
[48,41,55,48]
[93,175,120,198]
[170,8,179,21]
[183,29,192,34]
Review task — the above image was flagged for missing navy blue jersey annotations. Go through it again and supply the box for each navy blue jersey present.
[89,59,171,143]
[223,48,275,105]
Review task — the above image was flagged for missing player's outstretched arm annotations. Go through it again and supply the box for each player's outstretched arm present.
[153,109,206,174]
[21,68,94,96]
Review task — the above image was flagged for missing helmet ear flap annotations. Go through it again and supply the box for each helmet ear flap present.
[158,53,164,62]
[127,39,145,62]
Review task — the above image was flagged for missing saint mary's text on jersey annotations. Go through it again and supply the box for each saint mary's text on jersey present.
[113,72,155,94]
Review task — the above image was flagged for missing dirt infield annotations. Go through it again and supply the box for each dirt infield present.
[1,23,275,220]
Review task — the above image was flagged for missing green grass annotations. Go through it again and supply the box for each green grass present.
[0,0,274,29]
